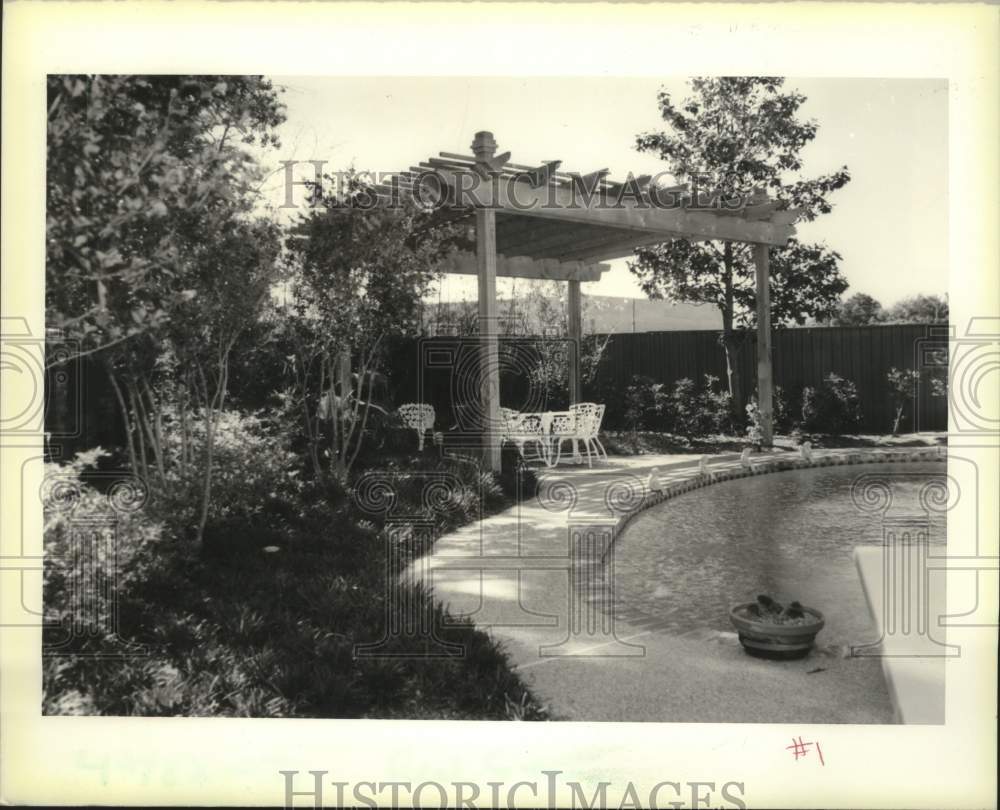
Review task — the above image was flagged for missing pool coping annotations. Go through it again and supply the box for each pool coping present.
[607,445,948,558]
[853,546,947,724]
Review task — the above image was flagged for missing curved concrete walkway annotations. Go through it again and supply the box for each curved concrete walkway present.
[408,447,944,722]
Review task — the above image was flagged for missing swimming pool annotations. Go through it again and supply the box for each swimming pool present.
[611,462,947,647]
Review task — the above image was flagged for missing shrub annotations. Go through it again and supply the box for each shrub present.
[887,367,921,434]
[622,374,732,438]
[663,377,699,435]
[664,374,733,437]
[366,409,416,457]
[800,373,863,434]
[349,455,510,544]
[499,443,540,502]
[745,385,789,445]
[624,375,663,434]
[43,449,164,641]
[700,376,736,434]
[155,409,304,537]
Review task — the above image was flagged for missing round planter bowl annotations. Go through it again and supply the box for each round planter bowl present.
[729,603,825,660]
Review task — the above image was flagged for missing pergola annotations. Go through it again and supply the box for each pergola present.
[380,131,799,472]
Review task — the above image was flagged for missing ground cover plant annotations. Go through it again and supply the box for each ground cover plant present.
[42,445,548,719]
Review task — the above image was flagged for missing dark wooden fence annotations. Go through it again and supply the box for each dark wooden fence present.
[50,323,949,457]
[592,324,949,433]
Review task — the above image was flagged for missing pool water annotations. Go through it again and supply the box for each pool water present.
[611,462,947,647]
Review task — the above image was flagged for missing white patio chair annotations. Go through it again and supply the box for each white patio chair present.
[501,408,549,465]
[550,406,603,468]
[570,402,608,465]
[547,411,577,467]
[396,403,435,451]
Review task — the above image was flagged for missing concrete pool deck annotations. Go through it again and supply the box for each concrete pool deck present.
[407,445,946,723]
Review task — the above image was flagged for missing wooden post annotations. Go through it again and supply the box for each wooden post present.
[567,279,582,405]
[472,131,502,473]
[753,243,774,447]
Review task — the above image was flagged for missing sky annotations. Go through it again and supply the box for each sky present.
[261,76,948,308]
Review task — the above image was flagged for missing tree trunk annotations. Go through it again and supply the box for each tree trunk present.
[195,407,215,546]
[194,355,229,547]
[721,242,744,428]
[721,331,744,428]
[127,385,150,484]
[104,363,138,474]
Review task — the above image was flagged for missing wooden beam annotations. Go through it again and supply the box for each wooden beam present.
[472,132,502,473]
[524,160,562,188]
[431,156,784,220]
[567,280,582,405]
[442,251,609,282]
[436,154,653,198]
[428,157,653,202]
[769,208,804,226]
[754,243,773,447]
[603,173,655,198]
[426,165,796,247]
[573,169,610,189]
[500,222,609,257]
[440,152,576,184]
[495,215,582,244]
[477,207,501,473]
[550,232,670,262]
[472,151,511,178]
[532,226,671,261]
[743,201,781,221]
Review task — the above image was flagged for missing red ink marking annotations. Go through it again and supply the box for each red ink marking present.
[786,736,824,765]
[786,736,812,760]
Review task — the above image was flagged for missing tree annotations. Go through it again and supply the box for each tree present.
[47,75,287,545]
[630,77,850,417]
[884,293,949,324]
[833,292,885,326]
[46,75,285,364]
[887,367,922,434]
[100,207,284,546]
[424,281,611,411]
[513,283,610,408]
[283,175,459,483]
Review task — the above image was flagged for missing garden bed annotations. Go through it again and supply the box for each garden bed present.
[42,449,548,720]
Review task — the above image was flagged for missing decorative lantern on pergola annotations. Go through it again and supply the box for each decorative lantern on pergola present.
[377,131,799,472]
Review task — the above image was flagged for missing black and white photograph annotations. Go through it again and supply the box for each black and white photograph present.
[39,73,955,723]
[2,3,997,809]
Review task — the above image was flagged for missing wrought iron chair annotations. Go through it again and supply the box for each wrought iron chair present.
[547,410,582,467]
[572,402,608,463]
[546,404,608,468]
[396,403,435,451]
[502,409,549,465]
